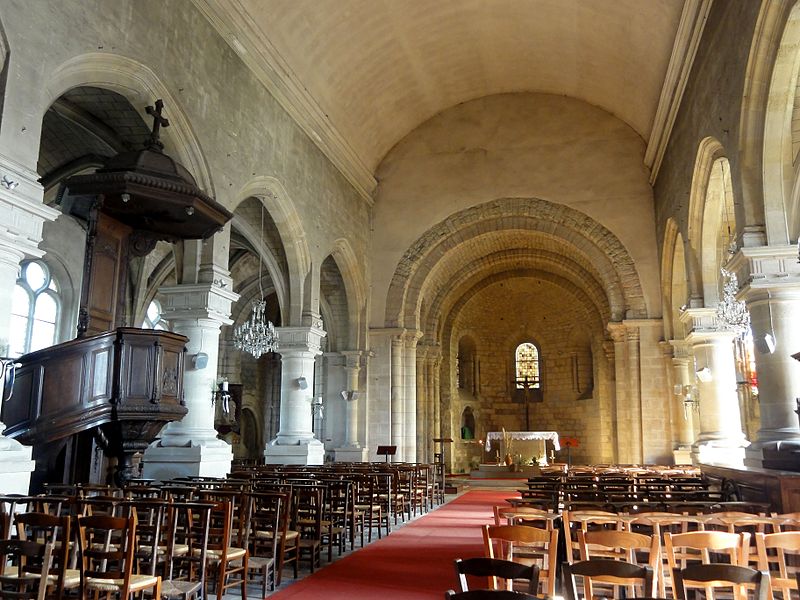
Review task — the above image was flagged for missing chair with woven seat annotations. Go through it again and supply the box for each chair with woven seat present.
[243,491,283,597]
[672,563,769,600]
[562,560,656,600]
[453,557,539,593]
[76,512,162,600]
[482,524,558,597]
[666,531,750,600]
[160,500,212,600]
[14,512,78,597]
[202,499,247,600]
[0,539,54,600]
[577,529,661,598]
[755,530,800,600]
[293,485,324,573]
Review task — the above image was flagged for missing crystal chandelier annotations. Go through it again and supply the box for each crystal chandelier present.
[716,267,750,337]
[233,205,278,359]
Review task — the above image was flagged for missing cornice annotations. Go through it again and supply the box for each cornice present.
[191,0,377,205]
[646,0,713,184]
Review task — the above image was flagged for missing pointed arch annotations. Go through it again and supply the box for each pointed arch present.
[44,53,212,194]
[328,238,367,349]
[233,176,311,326]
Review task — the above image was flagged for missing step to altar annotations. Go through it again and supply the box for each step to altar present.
[470,463,541,479]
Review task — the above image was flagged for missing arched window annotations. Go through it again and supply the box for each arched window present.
[515,342,540,389]
[143,299,168,331]
[9,260,60,358]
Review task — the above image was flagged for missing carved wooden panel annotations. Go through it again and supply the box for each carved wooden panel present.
[82,213,131,336]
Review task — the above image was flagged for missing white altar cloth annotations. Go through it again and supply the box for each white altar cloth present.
[484,431,560,452]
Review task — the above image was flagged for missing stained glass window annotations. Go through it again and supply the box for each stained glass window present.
[515,342,540,389]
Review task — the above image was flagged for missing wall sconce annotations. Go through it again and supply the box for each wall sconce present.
[676,383,700,419]
[696,366,712,383]
[1,175,19,190]
[341,390,360,402]
[212,378,230,413]
[192,352,208,370]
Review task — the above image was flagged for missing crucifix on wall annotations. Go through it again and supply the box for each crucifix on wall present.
[513,377,543,430]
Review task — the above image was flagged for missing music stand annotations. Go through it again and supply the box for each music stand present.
[376,445,397,463]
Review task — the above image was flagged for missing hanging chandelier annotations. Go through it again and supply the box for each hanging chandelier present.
[716,267,750,337]
[233,204,278,359]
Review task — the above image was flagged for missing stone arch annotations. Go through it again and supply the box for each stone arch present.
[738,0,794,239]
[326,238,367,349]
[0,14,9,128]
[423,247,610,340]
[43,53,212,194]
[233,177,311,326]
[687,137,730,306]
[661,217,688,341]
[386,198,645,329]
[761,2,800,244]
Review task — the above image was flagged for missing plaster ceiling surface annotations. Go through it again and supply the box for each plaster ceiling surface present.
[202,0,685,173]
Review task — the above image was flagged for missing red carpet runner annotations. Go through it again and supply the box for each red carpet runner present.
[269,490,509,600]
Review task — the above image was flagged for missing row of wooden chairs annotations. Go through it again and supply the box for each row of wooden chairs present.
[447,559,773,600]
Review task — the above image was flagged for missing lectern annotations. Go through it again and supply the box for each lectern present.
[376,445,397,463]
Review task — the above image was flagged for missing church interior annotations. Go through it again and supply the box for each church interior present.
[2,0,800,597]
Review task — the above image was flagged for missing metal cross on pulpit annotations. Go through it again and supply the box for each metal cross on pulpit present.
[145,99,170,149]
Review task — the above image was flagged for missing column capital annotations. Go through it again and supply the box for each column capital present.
[275,325,327,356]
[679,307,732,336]
[159,282,239,325]
[0,153,59,261]
[668,339,691,361]
[341,349,364,370]
[727,245,800,295]
[607,322,626,343]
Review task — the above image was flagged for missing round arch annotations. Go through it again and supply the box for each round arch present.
[326,238,367,349]
[44,53,213,194]
[386,197,646,330]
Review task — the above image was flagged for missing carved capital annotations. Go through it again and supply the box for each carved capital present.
[159,283,240,325]
[275,325,327,356]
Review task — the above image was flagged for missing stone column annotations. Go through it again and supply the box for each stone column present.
[607,323,631,463]
[335,350,369,462]
[668,339,695,463]
[728,246,800,466]
[426,346,440,462]
[0,154,57,493]
[625,324,644,463]
[680,308,748,466]
[403,330,422,462]
[390,333,405,460]
[263,325,326,465]
[416,344,428,461]
[142,281,239,479]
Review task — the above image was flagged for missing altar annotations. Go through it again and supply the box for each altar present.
[483,430,560,465]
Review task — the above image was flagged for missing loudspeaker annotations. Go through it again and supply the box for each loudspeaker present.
[755,333,776,354]
[192,352,209,370]
[297,376,308,390]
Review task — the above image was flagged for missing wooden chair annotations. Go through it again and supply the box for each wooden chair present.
[14,512,78,597]
[161,500,212,600]
[453,557,539,593]
[202,499,247,600]
[493,505,558,530]
[76,513,162,600]
[482,524,558,597]
[562,509,623,564]
[444,590,539,600]
[672,563,769,600]
[293,485,324,573]
[0,539,54,600]
[665,529,748,600]
[243,492,283,597]
[562,560,656,600]
[577,529,661,598]
[755,530,800,600]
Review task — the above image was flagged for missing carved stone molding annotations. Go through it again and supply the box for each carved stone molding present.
[159,283,240,325]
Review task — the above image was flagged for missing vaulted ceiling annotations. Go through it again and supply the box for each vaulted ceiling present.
[193,0,709,198]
